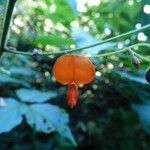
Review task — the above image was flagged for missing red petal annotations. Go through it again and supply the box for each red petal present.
[67,82,78,108]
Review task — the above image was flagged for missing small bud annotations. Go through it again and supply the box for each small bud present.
[145,66,150,84]
[132,56,140,68]
[32,49,39,56]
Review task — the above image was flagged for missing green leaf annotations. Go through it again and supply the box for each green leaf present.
[131,86,150,103]
[24,103,77,146]
[117,70,148,85]
[0,73,30,87]
[132,103,150,133]
[32,34,74,47]
[0,98,76,146]
[10,66,36,77]
[0,98,23,133]
[16,88,57,103]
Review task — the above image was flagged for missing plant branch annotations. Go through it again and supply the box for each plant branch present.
[3,24,150,56]
[91,43,150,63]
[133,52,150,63]
[91,43,150,58]
[1,0,17,52]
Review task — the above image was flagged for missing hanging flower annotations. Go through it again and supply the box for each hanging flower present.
[53,54,95,108]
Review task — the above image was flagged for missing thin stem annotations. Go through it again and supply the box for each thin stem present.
[3,24,150,56]
[90,48,128,58]
[133,52,150,63]
[91,43,150,58]
[1,0,17,52]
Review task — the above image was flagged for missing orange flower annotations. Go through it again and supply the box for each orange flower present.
[53,54,95,108]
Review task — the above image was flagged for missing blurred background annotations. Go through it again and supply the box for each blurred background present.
[0,0,150,149]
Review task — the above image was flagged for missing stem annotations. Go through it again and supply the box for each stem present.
[90,43,150,64]
[91,43,150,58]
[90,48,128,58]
[0,0,9,54]
[4,24,150,56]
[1,0,17,53]
[4,43,150,64]
[133,52,150,64]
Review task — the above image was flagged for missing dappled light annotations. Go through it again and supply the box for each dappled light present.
[0,0,150,149]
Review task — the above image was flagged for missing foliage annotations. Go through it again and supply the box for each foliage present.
[0,0,149,149]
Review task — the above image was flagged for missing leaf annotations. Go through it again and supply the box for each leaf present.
[32,34,74,47]
[131,86,150,103]
[72,27,117,55]
[24,103,77,146]
[51,0,75,24]
[117,70,148,85]
[132,103,150,133]
[9,66,36,77]
[0,73,30,87]
[16,88,57,103]
[0,98,76,146]
[0,98,23,133]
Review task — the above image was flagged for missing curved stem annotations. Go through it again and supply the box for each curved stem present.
[90,48,128,58]
[91,43,150,58]
[4,43,150,64]
[90,43,150,64]
[133,52,150,63]
[3,24,150,56]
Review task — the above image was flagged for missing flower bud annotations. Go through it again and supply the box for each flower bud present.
[145,66,150,84]
[132,56,140,68]
[32,49,39,56]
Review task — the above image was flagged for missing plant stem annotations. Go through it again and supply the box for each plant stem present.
[4,24,150,56]
[91,43,150,59]
[90,48,128,58]
[1,0,17,53]
[133,52,150,63]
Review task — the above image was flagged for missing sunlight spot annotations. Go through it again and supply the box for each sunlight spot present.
[95,71,101,77]
[14,17,25,27]
[135,23,141,29]
[79,84,84,87]
[128,0,134,5]
[137,32,147,41]
[50,4,56,13]
[85,54,92,57]
[52,76,56,82]
[119,63,124,67]
[76,0,101,12]
[86,90,92,95]
[45,19,53,27]
[125,39,130,45]
[71,20,79,27]
[143,5,150,14]
[76,0,87,12]
[104,27,111,35]
[45,71,50,77]
[107,63,114,69]
[83,26,89,32]
[56,23,66,32]
[11,25,20,34]
[92,84,98,90]
[105,79,109,84]
[118,43,124,49]
[82,16,89,22]
[87,0,101,6]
